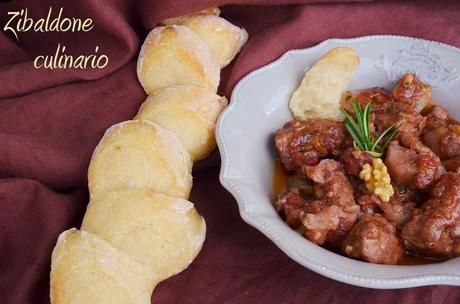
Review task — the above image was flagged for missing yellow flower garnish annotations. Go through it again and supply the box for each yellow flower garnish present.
[359,158,394,203]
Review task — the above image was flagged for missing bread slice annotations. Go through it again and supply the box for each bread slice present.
[289,47,360,121]
[50,229,154,304]
[135,85,228,161]
[137,25,220,94]
[160,7,220,25]
[87,120,192,199]
[174,15,248,68]
[82,189,206,281]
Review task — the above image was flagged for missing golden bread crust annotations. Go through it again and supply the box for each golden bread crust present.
[135,85,228,161]
[137,25,220,94]
[50,229,154,304]
[87,120,193,199]
[289,47,359,121]
[82,189,206,281]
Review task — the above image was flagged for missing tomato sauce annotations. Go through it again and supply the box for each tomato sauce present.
[273,159,289,197]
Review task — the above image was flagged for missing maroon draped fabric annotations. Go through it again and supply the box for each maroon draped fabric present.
[1,0,459,303]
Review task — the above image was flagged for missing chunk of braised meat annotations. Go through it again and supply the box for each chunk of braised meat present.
[275,193,358,247]
[300,200,350,246]
[401,173,460,258]
[343,88,393,134]
[342,214,404,265]
[371,108,426,136]
[300,159,360,246]
[357,186,416,226]
[399,132,446,180]
[275,190,307,228]
[344,86,429,145]
[384,142,417,186]
[384,141,439,189]
[443,156,460,173]
[276,160,359,246]
[423,105,449,132]
[423,126,460,160]
[338,147,373,177]
[421,105,460,160]
[303,160,354,208]
[392,73,432,113]
[286,175,314,197]
[274,119,346,170]
[342,87,393,114]
[356,194,379,215]
[345,87,427,137]
[413,153,439,189]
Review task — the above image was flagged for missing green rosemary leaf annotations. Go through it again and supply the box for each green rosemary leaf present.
[362,101,372,146]
[346,124,366,151]
[341,108,365,141]
[380,124,402,152]
[341,98,401,156]
[371,124,394,151]
[351,99,366,148]
[351,99,363,125]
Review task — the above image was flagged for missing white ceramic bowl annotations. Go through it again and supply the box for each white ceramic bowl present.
[216,35,460,289]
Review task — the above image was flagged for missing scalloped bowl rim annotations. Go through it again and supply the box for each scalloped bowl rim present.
[216,35,460,289]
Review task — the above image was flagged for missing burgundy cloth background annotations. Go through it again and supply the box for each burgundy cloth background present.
[1,0,460,303]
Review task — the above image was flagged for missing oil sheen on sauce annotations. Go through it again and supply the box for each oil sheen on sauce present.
[273,159,441,266]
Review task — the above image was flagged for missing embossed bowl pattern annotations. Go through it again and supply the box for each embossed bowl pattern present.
[216,36,460,289]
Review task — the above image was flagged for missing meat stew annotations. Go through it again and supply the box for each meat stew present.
[273,73,460,265]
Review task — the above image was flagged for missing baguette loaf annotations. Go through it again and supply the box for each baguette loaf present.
[50,7,248,304]
[135,85,228,161]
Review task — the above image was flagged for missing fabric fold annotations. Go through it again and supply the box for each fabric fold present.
[0,1,459,303]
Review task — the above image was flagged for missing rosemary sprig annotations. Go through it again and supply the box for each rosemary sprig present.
[340,98,401,157]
